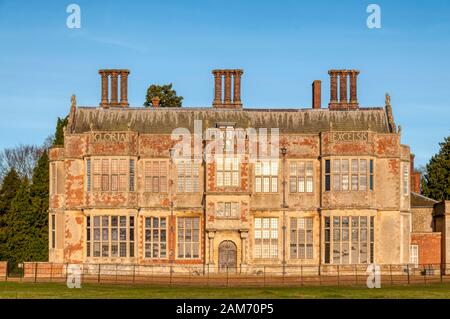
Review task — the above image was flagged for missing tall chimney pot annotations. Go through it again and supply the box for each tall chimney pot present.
[312,80,321,109]
[339,70,348,105]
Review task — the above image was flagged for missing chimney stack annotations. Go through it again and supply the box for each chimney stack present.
[99,69,130,108]
[339,70,348,104]
[349,70,360,107]
[212,69,243,109]
[312,80,321,109]
[328,69,360,110]
[410,153,422,194]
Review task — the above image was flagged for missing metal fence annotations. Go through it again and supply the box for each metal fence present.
[3,262,450,287]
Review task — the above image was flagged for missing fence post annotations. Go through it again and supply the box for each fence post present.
[407,264,410,285]
[424,265,427,284]
[115,264,118,284]
[132,264,136,284]
[319,265,322,286]
[263,266,266,288]
[34,262,38,283]
[440,263,443,284]
[337,265,340,287]
[355,265,358,285]
[50,263,53,283]
[97,264,101,284]
[170,265,173,287]
[389,264,393,286]
[300,265,303,287]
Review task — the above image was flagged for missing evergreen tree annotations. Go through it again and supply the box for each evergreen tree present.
[6,177,32,263]
[0,169,22,260]
[422,136,450,201]
[144,84,183,107]
[28,151,49,261]
[53,116,68,146]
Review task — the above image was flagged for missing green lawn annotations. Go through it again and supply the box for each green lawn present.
[0,282,449,299]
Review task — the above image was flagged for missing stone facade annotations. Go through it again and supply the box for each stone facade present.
[49,68,422,273]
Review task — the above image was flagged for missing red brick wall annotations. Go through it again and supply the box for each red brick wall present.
[0,261,7,279]
[411,233,441,265]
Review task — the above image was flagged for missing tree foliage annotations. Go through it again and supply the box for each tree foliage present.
[0,144,42,183]
[4,151,49,263]
[0,169,22,260]
[53,116,68,146]
[144,84,183,107]
[422,136,450,201]
[5,177,32,263]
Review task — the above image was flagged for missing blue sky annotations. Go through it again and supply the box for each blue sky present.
[0,0,449,166]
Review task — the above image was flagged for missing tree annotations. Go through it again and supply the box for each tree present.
[4,151,50,263]
[53,116,68,146]
[144,84,183,107]
[5,177,32,263]
[0,169,22,260]
[0,145,42,183]
[422,136,450,201]
[28,151,49,261]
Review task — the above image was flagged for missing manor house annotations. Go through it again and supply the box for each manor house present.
[48,68,450,273]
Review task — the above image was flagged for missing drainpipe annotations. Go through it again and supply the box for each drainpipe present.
[281,148,288,275]
[169,148,175,274]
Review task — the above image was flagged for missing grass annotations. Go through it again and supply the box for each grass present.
[0,282,449,299]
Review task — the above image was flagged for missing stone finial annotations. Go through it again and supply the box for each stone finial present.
[71,94,76,108]
[152,96,161,107]
[385,93,391,106]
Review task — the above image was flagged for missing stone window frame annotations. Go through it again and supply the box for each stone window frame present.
[216,202,240,219]
[216,156,240,188]
[85,213,136,260]
[324,215,375,265]
[402,162,409,196]
[144,160,168,193]
[289,217,314,259]
[50,162,64,195]
[85,156,136,193]
[409,244,419,268]
[176,160,200,193]
[50,214,56,249]
[176,216,201,260]
[254,217,279,259]
[324,158,374,193]
[144,216,168,259]
[289,160,314,194]
[254,160,278,193]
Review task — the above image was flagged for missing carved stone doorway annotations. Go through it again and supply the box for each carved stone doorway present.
[218,241,237,273]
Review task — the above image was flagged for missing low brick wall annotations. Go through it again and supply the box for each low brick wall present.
[23,262,66,279]
[0,261,7,280]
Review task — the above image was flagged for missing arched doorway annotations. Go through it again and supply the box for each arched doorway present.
[218,241,237,272]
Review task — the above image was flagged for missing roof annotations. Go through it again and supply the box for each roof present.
[411,192,439,208]
[68,106,395,135]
